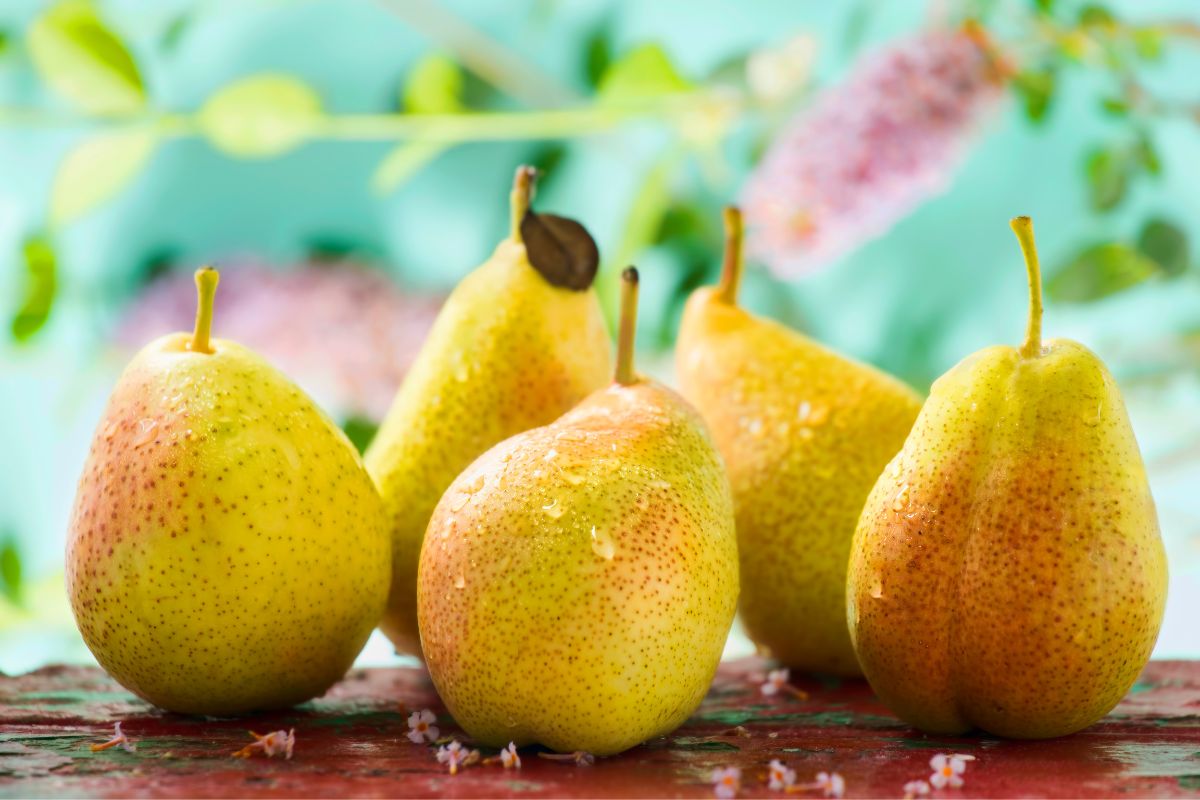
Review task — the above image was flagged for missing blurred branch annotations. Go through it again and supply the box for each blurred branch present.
[0,97,711,142]
[375,0,580,107]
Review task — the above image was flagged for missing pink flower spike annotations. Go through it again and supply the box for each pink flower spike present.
[768,759,797,792]
[929,753,973,789]
[712,766,742,798]
[407,709,439,744]
[815,771,845,798]
[904,779,931,798]
[742,29,1003,277]
[232,729,295,760]
[91,721,136,753]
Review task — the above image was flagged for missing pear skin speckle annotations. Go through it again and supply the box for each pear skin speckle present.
[66,333,391,716]
[365,238,611,656]
[676,287,921,676]
[417,380,738,756]
[847,339,1167,738]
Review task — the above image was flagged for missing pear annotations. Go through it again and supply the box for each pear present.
[417,268,738,756]
[675,208,922,675]
[365,166,611,656]
[847,216,1168,738]
[66,268,390,715]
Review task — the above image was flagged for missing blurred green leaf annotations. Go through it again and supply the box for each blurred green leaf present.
[1135,132,1161,175]
[1137,218,1189,277]
[11,236,57,342]
[0,538,20,605]
[372,140,448,195]
[1132,28,1164,60]
[51,126,157,226]
[1033,0,1055,13]
[598,43,691,106]
[1085,146,1129,212]
[403,53,464,114]
[583,26,612,88]
[1013,69,1056,123]
[1078,4,1115,27]
[1048,242,1160,303]
[1099,96,1129,116]
[28,0,145,115]
[0,31,9,56]
[160,11,191,52]
[341,416,378,454]
[198,73,322,158]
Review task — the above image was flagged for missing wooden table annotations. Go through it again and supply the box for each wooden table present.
[2,659,1198,798]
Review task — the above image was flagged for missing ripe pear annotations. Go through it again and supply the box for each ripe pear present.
[418,268,738,756]
[366,166,612,656]
[847,217,1167,738]
[66,268,390,715]
[675,208,922,675]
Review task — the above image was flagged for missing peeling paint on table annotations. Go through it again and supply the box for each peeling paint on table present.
[1,659,1198,798]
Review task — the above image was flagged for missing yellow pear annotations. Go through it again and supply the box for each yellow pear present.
[675,208,922,675]
[365,166,611,656]
[418,268,738,756]
[847,216,1168,737]
[67,268,390,715]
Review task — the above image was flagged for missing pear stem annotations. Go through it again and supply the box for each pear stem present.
[189,267,219,354]
[510,165,537,244]
[715,206,745,305]
[615,266,639,386]
[1009,215,1043,358]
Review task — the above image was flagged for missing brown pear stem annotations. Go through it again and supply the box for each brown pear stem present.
[510,165,537,244]
[715,206,744,305]
[615,267,639,386]
[1009,216,1043,358]
[189,267,219,354]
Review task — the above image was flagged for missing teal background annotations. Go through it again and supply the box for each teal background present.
[0,0,1197,671]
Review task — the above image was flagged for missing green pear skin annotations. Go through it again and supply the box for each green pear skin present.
[847,217,1167,738]
[418,269,738,755]
[365,167,611,656]
[67,268,390,715]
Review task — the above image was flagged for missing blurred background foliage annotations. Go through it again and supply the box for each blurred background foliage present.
[0,0,1197,672]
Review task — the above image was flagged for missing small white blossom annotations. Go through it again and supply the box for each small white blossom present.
[232,729,294,760]
[760,668,808,699]
[762,669,790,696]
[768,759,796,791]
[712,766,742,798]
[816,771,845,798]
[500,742,521,769]
[929,753,974,789]
[904,779,931,798]
[407,709,439,744]
[91,721,136,753]
[436,739,479,774]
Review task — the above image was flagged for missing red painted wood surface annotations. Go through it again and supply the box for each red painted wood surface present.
[2,659,1198,798]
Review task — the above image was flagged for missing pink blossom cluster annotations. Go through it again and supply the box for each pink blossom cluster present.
[742,28,1004,277]
[115,262,443,421]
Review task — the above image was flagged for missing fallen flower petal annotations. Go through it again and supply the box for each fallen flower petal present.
[538,750,595,766]
[712,766,742,798]
[232,729,295,760]
[91,721,135,753]
[407,709,440,744]
[815,771,845,798]
[768,758,797,791]
[929,753,973,789]
[904,779,931,798]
